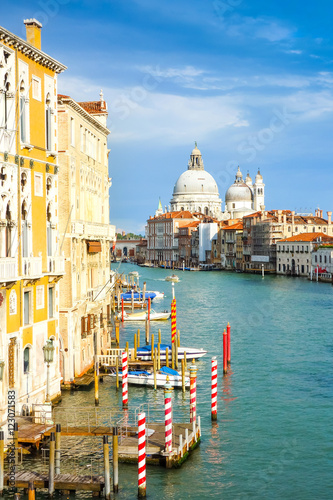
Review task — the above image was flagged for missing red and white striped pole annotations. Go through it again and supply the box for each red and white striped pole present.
[138,412,146,498]
[122,351,128,407]
[171,299,176,344]
[223,329,228,375]
[148,297,151,322]
[189,361,197,424]
[211,357,217,421]
[227,322,231,365]
[164,377,173,453]
[121,297,124,322]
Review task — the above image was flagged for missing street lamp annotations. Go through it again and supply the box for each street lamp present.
[43,340,54,402]
[0,360,4,381]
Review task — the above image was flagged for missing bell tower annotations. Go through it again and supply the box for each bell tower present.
[253,170,265,211]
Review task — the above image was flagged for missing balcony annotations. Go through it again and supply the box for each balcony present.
[46,255,65,275]
[22,256,42,277]
[0,257,17,283]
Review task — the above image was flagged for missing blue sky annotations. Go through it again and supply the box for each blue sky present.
[2,0,333,232]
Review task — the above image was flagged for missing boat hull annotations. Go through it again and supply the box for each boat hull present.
[109,372,189,388]
[136,346,207,361]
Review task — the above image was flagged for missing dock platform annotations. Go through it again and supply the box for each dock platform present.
[4,471,104,493]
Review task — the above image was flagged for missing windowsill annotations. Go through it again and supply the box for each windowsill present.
[46,151,57,158]
[21,143,34,151]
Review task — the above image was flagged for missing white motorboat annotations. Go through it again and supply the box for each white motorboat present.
[118,309,171,321]
[165,274,179,282]
[136,344,207,361]
[147,290,164,299]
[109,366,190,388]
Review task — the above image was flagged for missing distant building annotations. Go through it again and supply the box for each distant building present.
[312,244,333,281]
[115,239,143,259]
[225,167,265,219]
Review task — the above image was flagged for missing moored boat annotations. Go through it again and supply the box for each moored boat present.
[165,274,179,282]
[136,344,207,361]
[118,309,171,321]
[120,291,156,301]
[109,366,190,388]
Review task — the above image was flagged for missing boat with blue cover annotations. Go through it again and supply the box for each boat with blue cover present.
[109,365,190,388]
[120,291,156,301]
[136,344,207,361]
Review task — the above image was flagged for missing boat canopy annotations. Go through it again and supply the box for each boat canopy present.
[160,366,180,376]
[137,344,171,352]
[128,370,150,376]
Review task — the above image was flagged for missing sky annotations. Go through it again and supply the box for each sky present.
[2,0,333,233]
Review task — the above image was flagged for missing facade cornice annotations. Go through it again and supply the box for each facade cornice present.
[0,25,67,73]
[57,96,110,136]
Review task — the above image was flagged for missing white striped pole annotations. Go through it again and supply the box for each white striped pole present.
[211,357,217,421]
[164,377,173,453]
[189,360,197,424]
[138,412,146,498]
[122,351,128,407]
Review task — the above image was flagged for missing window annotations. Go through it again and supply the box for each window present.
[48,287,54,318]
[23,347,30,374]
[24,291,31,325]
[70,117,75,146]
[20,94,26,143]
[32,76,41,101]
[315,255,317,263]
[34,172,43,196]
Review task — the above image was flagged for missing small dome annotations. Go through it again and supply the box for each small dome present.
[255,169,263,182]
[191,146,202,156]
[225,182,253,202]
[245,172,252,184]
[173,170,219,195]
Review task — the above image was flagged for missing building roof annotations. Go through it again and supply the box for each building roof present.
[78,100,107,115]
[279,233,333,243]
[57,94,110,135]
[150,211,195,221]
[224,222,243,231]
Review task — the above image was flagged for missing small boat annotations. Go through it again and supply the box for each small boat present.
[120,291,156,301]
[147,290,164,299]
[165,274,179,282]
[136,344,207,361]
[119,309,171,321]
[109,366,190,388]
[128,271,139,277]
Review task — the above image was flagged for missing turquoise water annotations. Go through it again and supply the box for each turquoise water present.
[10,265,333,498]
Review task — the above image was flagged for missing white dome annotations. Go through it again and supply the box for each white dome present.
[225,183,253,202]
[191,146,202,156]
[173,169,219,195]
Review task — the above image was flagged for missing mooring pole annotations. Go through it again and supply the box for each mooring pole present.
[49,432,55,497]
[28,481,35,500]
[55,423,61,475]
[103,436,111,499]
[113,427,119,493]
[94,357,99,406]
[0,431,4,495]
[211,357,217,421]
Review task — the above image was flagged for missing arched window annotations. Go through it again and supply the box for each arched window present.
[46,176,52,195]
[23,346,30,373]
[0,166,6,186]
[181,207,184,211]
[198,207,201,213]
[205,207,209,215]
[4,73,10,130]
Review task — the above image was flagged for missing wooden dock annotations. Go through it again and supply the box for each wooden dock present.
[4,471,104,493]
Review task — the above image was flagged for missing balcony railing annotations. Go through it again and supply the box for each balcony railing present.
[47,255,65,275]
[0,257,17,282]
[22,256,42,277]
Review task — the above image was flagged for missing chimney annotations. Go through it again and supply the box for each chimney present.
[320,209,323,218]
[327,211,332,225]
[278,210,282,224]
[24,19,42,50]
[260,205,266,220]
[283,213,286,224]
[291,210,295,225]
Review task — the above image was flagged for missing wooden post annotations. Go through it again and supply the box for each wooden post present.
[0,430,4,495]
[148,297,151,321]
[165,347,169,368]
[175,336,179,370]
[115,319,120,346]
[49,432,55,497]
[121,297,124,322]
[181,358,185,393]
[184,351,187,371]
[157,342,161,370]
[131,289,134,312]
[116,356,119,391]
[137,329,140,349]
[126,341,129,361]
[113,427,119,493]
[14,422,18,468]
[134,333,137,360]
[151,334,154,362]
[153,349,157,390]
[143,282,146,304]
[177,329,180,347]
[28,481,35,500]
[145,317,149,345]
[158,329,161,344]
[94,357,99,406]
[103,436,111,499]
[55,423,61,475]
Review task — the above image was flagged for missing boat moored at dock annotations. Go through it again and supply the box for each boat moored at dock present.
[109,366,190,388]
[136,344,207,361]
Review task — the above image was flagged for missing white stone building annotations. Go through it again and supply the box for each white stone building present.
[312,245,333,281]
[224,167,265,219]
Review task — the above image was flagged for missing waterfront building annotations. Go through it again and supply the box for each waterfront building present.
[224,167,265,219]
[277,233,333,277]
[0,19,66,425]
[242,210,333,273]
[311,244,333,282]
[219,221,243,270]
[146,211,197,265]
[170,144,222,218]
[115,238,143,260]
[176,222,200,267]
[57,93,115,384]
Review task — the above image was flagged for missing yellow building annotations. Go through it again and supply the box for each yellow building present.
[0,20,66,428]
[57,93,116,383]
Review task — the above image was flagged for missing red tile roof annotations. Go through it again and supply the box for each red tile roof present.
[78,100,107,115]
[279,232,333,242]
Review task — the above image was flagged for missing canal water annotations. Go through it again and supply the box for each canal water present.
[12,265,333,499]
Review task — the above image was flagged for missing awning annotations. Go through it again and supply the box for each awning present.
[87,241,102,253]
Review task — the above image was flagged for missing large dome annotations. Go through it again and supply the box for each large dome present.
[225,182,253,202]
[173,170,219,195]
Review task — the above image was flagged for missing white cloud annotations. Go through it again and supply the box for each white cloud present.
[224,16,295,42]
